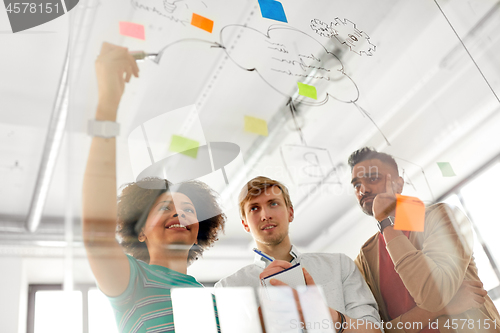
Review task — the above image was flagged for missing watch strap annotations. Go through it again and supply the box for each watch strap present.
[377,216,394,233]
[88,119,120,138]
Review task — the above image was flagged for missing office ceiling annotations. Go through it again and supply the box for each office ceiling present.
[1,0,500,280]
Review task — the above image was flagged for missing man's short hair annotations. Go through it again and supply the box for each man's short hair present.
[348,147,399,173]
[238,176,292,219]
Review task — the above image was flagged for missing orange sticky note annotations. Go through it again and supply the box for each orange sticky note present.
[191,13,214,33]
[394,194,425,232]
[119,22,145,40]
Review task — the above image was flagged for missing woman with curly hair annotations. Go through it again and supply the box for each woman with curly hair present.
[82,43,225,332]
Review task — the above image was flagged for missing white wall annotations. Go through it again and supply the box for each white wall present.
[0,257,25,333]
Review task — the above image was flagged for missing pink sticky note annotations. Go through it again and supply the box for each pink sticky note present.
[119,22,145,40]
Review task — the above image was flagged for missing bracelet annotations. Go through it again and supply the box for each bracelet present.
[88,119,120,138]
[337,311,346,333]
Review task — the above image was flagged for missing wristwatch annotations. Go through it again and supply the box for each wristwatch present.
[377,216,394,233]
[88,119,120,138]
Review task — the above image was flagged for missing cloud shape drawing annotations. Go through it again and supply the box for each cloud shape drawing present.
[220,24,360,105]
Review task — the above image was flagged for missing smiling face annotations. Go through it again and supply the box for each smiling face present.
[351,159,403,216]
[139,192,199,251]
[241,185,294,247]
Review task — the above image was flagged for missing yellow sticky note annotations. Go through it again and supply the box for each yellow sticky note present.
[244,116,268,136]
[297,82,317,100]
[394,194,425,232]
[169,135,199,158]
[191,13,214,33]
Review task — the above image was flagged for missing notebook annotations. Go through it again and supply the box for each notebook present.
[260,263,306,288]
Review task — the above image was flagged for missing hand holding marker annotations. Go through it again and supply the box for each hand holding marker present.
[254,248,306,287]
[130,51,158,62]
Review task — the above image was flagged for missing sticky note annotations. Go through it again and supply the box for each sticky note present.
[394,194,425,232]
[244,116,268,136]
[169,135,199,158]
[297,82,317,100]
[437,162,456,177]
[191,13,214,33]
[258,0,288,23]
[119,22,145,40]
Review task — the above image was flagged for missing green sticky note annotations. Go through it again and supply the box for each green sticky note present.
[437,162,456,177]
[244,116,268,136]
[169,135,199,158]
[297,82,317,100]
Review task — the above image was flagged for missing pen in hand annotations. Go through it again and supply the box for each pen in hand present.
[129,51,158,62]
[253,248,274,262]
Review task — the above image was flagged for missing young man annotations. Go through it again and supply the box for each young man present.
[215,176,382,333]
[349,147,500,333]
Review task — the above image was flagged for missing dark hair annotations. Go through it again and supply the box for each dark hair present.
[116,178,225,265]
[238,176,292,219]
[347,147,399,173]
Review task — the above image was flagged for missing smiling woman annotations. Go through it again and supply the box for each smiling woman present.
[81,42,225,333]
[117,178,225,265]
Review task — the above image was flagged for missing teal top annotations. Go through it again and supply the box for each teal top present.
[107,255,218,333]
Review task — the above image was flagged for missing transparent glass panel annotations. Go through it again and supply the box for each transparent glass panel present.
[433,0,500,102]
[442,193,500,291]
[4,0,500,331]
[460,163,500,270]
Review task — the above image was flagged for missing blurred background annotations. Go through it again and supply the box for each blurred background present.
[1,0,499,331]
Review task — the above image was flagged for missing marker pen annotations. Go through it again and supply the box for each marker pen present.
[253,248,274,262]
[129,51,158,61]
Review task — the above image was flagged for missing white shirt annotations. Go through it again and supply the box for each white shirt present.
[215,245,381,324]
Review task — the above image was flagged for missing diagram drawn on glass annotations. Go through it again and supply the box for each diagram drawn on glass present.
[147,23,389,145]
[310,18,376,56]
[280,145,342,187]
[131,0,210,25]
[127,5,388,191]
[395,157,435,203]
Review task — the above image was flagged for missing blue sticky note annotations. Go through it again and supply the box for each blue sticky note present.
[258,0,288,23]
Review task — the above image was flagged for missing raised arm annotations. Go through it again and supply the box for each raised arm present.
[383,204,473,312]
[373,175,474,312]
[82,42,139,297]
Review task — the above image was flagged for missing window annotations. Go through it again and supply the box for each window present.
[441,159,500,309]
[28,284,118,333]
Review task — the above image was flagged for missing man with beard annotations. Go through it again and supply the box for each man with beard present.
[349,147,500,333]
[215,176,382,333]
